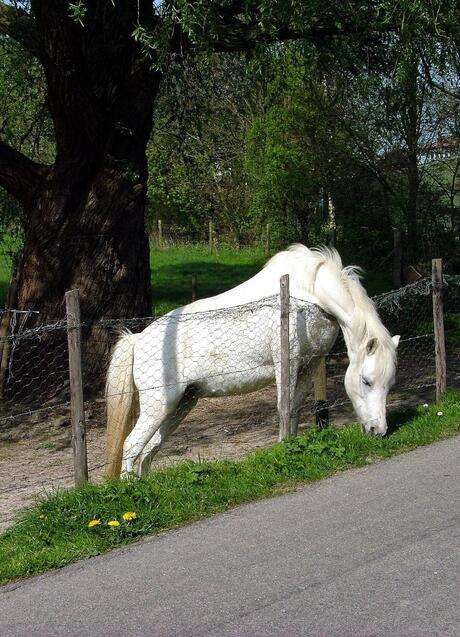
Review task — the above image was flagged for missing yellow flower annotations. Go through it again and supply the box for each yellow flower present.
[107,520,120,528]
[88,519,101,528]
[122,511,137,521]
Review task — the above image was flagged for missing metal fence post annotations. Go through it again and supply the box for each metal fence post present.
[65,289,88,487]
[279,274,291,440]
[432,259,447,401]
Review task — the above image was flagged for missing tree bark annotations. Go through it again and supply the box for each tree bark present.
[18,166,151,323]
[12,161,152,387]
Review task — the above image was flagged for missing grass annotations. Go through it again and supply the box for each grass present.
[1,391,459,586]
[150,244,268,315]
[0,241,393,311]
[150,244,392,315]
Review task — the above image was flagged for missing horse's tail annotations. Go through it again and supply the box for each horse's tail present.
[105,331,139,479]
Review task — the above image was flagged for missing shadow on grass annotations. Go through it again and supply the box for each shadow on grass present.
[386,405,419,435]
[152,260,265,311]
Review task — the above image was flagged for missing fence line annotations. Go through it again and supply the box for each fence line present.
[0,266,458,513]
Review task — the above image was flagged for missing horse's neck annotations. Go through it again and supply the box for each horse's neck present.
[312,265,363,358]
[184,259,316,313]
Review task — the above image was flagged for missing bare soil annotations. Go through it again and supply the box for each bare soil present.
[0,387,284,533]
[0,370,437,534]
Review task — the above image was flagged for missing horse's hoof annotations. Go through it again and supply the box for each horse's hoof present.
[120,469,137,480]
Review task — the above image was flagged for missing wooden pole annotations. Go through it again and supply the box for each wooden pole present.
[0,259,19,399]
[265,223,270,256]
[65,289,88,487]
[279,274,291,440]
[208,220,214,253]
[191,272,197,302]
[393,227,402,288]
[157,219,163,249]
[313,357,329,428]
[432,259,447,401]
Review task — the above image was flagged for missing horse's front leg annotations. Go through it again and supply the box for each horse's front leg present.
[290,356,319,431]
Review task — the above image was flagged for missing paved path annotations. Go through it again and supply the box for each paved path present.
[1,437,459,637]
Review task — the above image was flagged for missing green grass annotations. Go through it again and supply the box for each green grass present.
[151,244,268,315]
[0,241,393,311]
[1,391,459,586]
[0,234,22,307]
[150,245,392,315]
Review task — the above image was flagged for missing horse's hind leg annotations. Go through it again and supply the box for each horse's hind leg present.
[121,387,183,477]
[137,385,199,476]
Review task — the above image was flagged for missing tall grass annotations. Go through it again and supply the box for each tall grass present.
[1,392,459,586]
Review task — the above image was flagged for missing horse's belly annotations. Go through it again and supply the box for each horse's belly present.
[198,363,275,397]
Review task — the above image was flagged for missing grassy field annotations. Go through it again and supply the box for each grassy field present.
[151,245,392,315]
[1,392,459,585]
[150,245,268,315]
[0,242,392,312]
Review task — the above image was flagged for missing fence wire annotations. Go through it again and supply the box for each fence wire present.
[0,275,459,531]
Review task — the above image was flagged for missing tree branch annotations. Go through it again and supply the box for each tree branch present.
[175,2,398,54]
[0,138,48,208]
[0,2,41,59]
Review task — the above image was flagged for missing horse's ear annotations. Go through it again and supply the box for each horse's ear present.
[366,337,378,356]
[392,334,401,348]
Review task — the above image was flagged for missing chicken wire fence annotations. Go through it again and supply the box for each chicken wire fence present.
[0,274,459,529]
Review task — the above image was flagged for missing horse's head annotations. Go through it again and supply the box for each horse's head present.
[344,334,400,436]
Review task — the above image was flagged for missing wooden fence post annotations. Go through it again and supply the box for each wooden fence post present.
[65,289,88,487]
[432,259,447,401]
[313,357,329,428]
[191,273,197,302]
[393,227,402,288]
[279,274,292,439]
[0,259,19,399]
[157,219,163,249]
[208,220,214,253]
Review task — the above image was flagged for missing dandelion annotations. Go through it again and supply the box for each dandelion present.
[437,411,443,416]
[122,511,137,521]
[107,520,120,528]
[88,519,101,528]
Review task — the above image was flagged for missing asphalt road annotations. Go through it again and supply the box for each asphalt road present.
[1,437,459,637]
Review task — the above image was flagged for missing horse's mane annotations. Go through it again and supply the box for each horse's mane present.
[265,245,396,377]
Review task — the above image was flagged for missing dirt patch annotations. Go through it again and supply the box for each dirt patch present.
[0,378,437,534]
[0,387,283,533]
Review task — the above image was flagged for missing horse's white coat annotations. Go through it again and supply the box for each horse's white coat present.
[105,245,399,477]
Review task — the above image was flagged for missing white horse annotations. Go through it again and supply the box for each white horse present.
[106,245,400,478]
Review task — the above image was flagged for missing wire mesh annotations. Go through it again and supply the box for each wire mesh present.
[1,275,459,532]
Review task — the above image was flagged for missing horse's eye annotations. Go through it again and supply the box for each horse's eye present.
[362,377,372,388]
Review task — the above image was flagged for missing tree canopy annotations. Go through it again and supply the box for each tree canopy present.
[0,0,458,329]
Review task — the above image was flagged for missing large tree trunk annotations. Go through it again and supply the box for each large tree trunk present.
[18,165,151,323]
[9,160,152,395]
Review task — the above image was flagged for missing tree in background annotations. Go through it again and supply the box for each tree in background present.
[0,0,399,325]
[0,0,458,336]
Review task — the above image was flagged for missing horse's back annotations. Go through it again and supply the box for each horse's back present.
[133,303,276,394]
